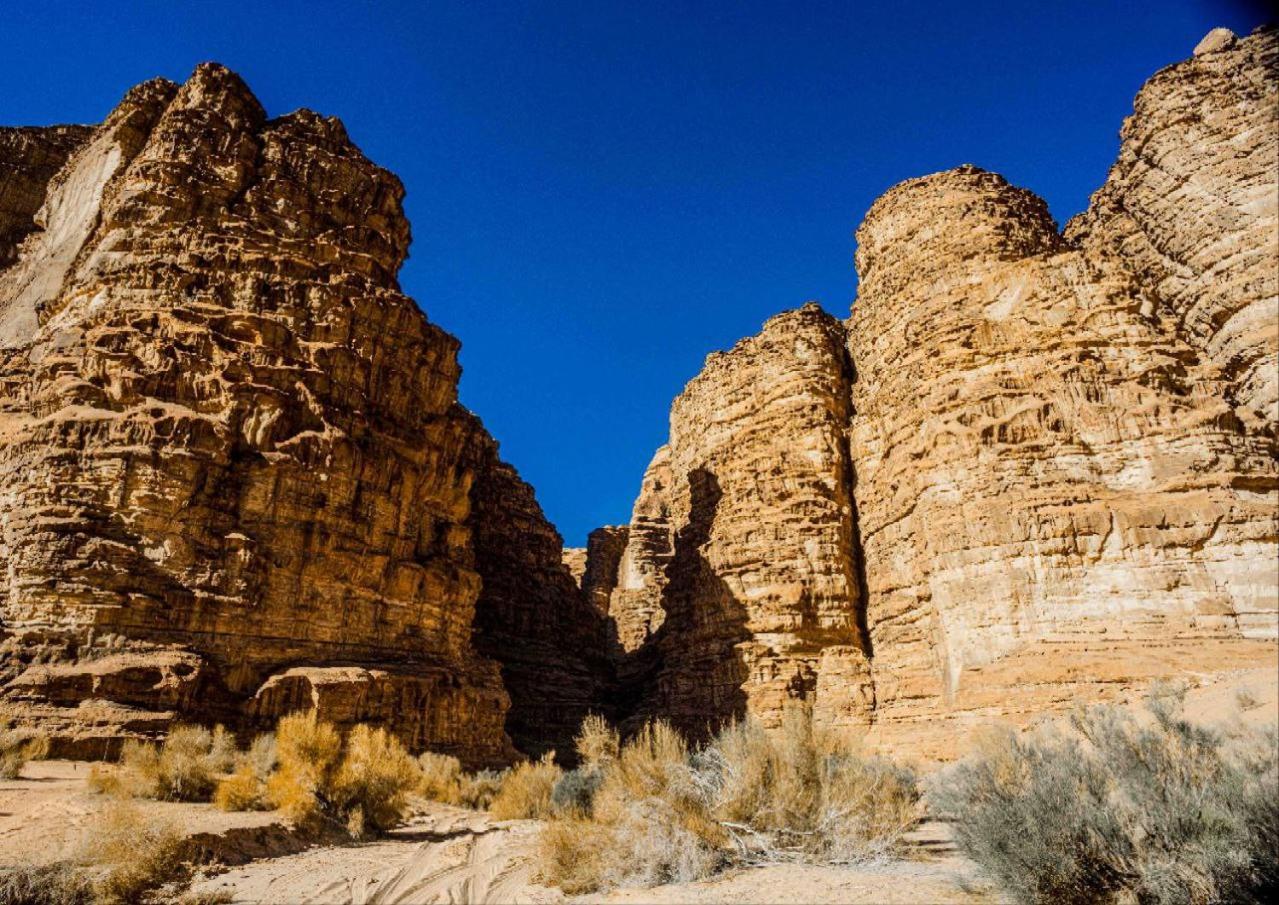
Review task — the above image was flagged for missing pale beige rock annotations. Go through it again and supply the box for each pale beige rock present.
[609,305,872,738]
[0,64,591,766]
[1067,26,1278,428]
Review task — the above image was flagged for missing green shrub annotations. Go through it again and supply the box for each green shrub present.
[930,686,1279,904]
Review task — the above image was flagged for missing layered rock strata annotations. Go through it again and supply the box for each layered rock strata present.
[847,165,1277,757]
[607,306,874,739]
[0,64,587,764]
[464,427,616,760]
[1067,26,1278,429]
[593,27,1277,756]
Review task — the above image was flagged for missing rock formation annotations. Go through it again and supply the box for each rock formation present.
[590,26,1277,757]
[1067,26,1278,430]
[0,126,92,268]
[605,306,874,739]
[0,65,593,765]
[464,426,615,760]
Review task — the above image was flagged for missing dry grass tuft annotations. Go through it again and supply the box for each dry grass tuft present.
[489,752,563,820]
[575,714,620,769]
[538,710,918,893]
[0,723,50,780]
[930,685,1279,904]
[88,725,238,802]
[417,751,464,805]
[0,861,94,905]
[79,798,187,904]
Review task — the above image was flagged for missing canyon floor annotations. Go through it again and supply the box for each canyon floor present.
[2,667,1272,905]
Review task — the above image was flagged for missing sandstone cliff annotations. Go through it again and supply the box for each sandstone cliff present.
[0,126,92,268]
[591,27,1278,756]
[0,65,592,764]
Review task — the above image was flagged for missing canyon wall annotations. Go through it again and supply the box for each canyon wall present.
[594,26,1277,757]
[0,65,591,764]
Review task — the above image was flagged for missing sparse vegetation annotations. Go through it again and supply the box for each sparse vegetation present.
[214,733,277,811]
[80,799,188,904]
[537,708,920,893]
[0,862,94,905]
[89,725,236,801]
[417,751,464,805]
[458,768,507,810]
[489,752,563,820]
[930,685,1279,904]
[0,723,49,780]
[331,724,421,835]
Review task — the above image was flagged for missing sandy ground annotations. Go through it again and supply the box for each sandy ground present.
[2,665,1274,904]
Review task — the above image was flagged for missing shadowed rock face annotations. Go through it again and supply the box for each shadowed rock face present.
[0,125,93,268]
[0,64,593,765]
[591,28,1277,758]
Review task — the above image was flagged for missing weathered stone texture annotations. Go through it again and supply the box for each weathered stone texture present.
[1066,26,1278,429]
[465,426,616,760]
[0,64,525,764]
[0,125,93,269]
[847,165,1277,757]
[610,305,872,739]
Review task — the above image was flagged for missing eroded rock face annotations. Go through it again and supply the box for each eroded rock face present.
[1066,26,1278,429]
[0,64,556,764]
[607,306,873,739]
[0,125,92,269]
[848,165,1277,758]
[598,28,1277,758]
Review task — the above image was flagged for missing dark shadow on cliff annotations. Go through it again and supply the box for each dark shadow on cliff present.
[617,467,751,744]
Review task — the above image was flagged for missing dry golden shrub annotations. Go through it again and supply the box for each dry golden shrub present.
[489,752,562,820]
[0,724,49,780]
[264,710,342,826]
[79,799,187,904]
[331,724,420,835]
[214,733,276,812]
[417,751,464,805]
[574,714,620,769]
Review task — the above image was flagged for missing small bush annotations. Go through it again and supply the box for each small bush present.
[0,724,50,780]
[264,710,342,827]
[551,766,603,815]
[79,799,187,905]
[459,769,506,810]
[489,752,562,820]
[214,734,276,812]
[538,710,919,894]
[575,714,620,769]
[417,751,463,805]
[930,686,1279,904]
[332,725,420,835]
[0,861,94,905]
[90,725,237,802]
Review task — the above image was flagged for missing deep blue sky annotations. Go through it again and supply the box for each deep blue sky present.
[2,1,1270,543]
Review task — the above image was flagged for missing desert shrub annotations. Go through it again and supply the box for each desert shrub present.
[264,710,343,827]
[930,686,1279,904]
[0,724,49,780]
[214,733,277,812]
[575,714,620,769]
[539,710,919,893]
[550,766,603,815]
[331,725,420,836]
[79,799,187,904]
[489,752,562,820]
[91,725,237,802]
[0,861,94,905]
[417,751,463,805]
[459,769,506,810]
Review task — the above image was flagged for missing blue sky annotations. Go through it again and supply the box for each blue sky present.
[2,1,1270,544]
